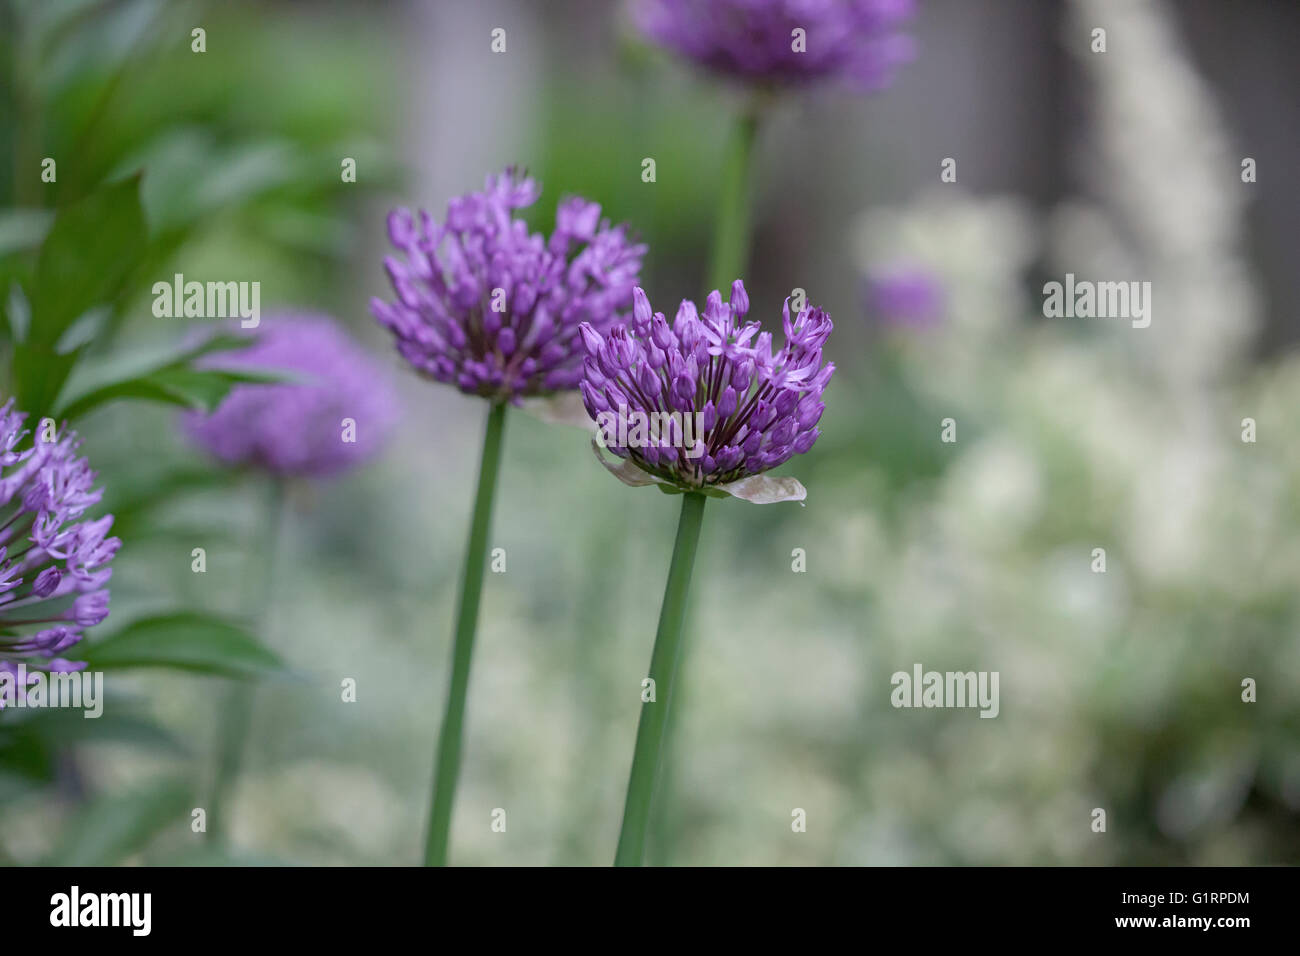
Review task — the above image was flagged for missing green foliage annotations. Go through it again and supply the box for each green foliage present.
[81,612,286,679]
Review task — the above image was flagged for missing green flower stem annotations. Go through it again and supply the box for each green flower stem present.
[614,491,707,867]
[644,104,765,864]
[707,107,763,292]
[424,399,508,866]
[208,476,287,846]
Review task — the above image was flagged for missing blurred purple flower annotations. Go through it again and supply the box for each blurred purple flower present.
[865,267,945,328]
[579,279,833,489]
[183,314,399,478]
[372,168,646,403]
[634,0,916,90]
[0,399,118,687]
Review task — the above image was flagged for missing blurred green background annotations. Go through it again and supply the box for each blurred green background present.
[1,0,1297,865]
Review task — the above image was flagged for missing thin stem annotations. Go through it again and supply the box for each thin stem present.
[614,491,707,867]
[424,400,508,866]
[647,105,765,865]
[707,108,762,293]
[208,477,287,846]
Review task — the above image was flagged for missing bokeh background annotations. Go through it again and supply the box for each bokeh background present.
[1,0,1298,865]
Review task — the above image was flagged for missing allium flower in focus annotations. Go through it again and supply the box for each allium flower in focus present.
[371,168,646,402]
[866,267,945,329]
[0,399,118,689]
[579,280,832,499]
[183,314,399,478]
[634,0,916,90]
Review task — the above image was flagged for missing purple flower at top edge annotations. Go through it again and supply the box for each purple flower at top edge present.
[0,398,118,696]
[578,279,833,489]
[182,314,400,478]
[371,167,647,403]
[865,267,944,329]
[634,0,917,90]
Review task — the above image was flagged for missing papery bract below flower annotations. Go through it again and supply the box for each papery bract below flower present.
[371,167,646,403]
[634,0,917,90]
[182,314,400,478]
[579,280,833,494]
[0,399,118,695]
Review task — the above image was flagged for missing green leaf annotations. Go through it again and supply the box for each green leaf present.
[81,612,286,679]
[55,365,285,421]
[0,209,54,257]
[13,176,148,415]
[48,777,192,866]
[28,175,146,349]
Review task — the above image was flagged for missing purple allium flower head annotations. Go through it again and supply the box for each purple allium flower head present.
[579,280,833,490]
[865,266,944,329]
[371,168,647,402]
[182,314,400,478]
[0,399,117,690]
[634,0,916,90]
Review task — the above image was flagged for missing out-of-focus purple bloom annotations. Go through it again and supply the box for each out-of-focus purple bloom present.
[371,168,646,403]
[0,399,117,690]
[635,0,916,90]
[865,267,945,329]
[183,314,400,478]
[579,279,833,489]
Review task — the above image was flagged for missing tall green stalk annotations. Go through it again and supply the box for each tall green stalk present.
[208,477,286,846]
[708,107,762,292]
[647,105,765,864]
[614,491,707,867]
[424,400,508,866]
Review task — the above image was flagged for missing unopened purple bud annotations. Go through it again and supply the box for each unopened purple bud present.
[700,401,718,432]
[729,279,749,319]
[578,322,604,356]
[608,326,637,368]
[793,428,819,454]
[632,287,653,328]
[651,313,675,350]
[497,326,517,356]
[797,398,825,430]
[638,364,660,396]
[703,289,726,325]
[669,371,696,411]
[387,208,417,247]
[605,382,630,410]
[66,590,110,627]
[673,299,699,338]
[717,386,738,418]
[33,566,61,598]
[582,356,606,389]
[580,381,607,416]
[731,359,754,392]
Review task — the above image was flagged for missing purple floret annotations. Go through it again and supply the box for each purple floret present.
[0,398,118,689]
[579,279,833,489]
[371,168,646,403]
[635,0,917,90]
[183,314,400,478]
